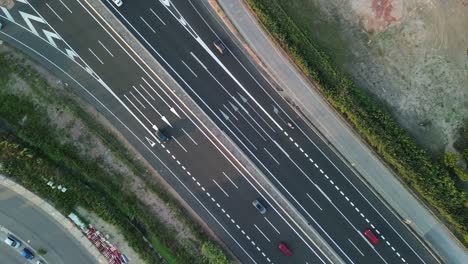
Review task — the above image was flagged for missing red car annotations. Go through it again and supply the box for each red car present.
[278,242,292,256]
[364,229,379,245]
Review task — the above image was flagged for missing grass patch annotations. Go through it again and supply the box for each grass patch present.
[0,51,231,263]
[244,0,468,246]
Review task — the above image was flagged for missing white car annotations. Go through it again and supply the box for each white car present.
[112,0,123,7]
[4,235,21,248]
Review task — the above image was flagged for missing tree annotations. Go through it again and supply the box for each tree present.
[443,152,459,169]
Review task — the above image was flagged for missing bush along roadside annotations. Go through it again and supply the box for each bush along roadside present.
[244,0,467,245]
[0,52,231,264]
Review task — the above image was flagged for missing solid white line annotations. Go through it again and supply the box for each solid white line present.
[223,104,239,121]
[133,86,163,117]
[212,179,229,197]
[264,148,280,165]
[46,3,63,22]
[88,48,104,64]
[273,140,289,158]
[123,95,151,123]
[181,60,198,77]
[222,172,238,189]
[245,100,276,133]
[314,184,331,202]
[172,136,188,152]
[141,77,172,109]
[225,117,257,150]
[181,128,198,145]
[306,193,323,211]
[235,107,267,141]
[98,40,114,57]
[140,16,156,33]
[149,8,166,25]
[59,0,73,13]
[254,224,271,242]
[129,91,145,109]
[190,51,207,69]
[264,217,280,235]
[348,239,364,256]
[139,84,155,100]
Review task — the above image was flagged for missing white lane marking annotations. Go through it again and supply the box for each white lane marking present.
[124,95,151,123]
[222,172,238,189]
[81,3,327,262]
[212,179,229,197]
[273,140,289,158]
[133,86,165,117]
[88,48,104,64]
[348,239,364,256]
[46,3,63,22]
[59,0,73,13]
[181,60,197,77]
[140,77,172,109]
[139,84,155,100]
[306,193,323,211]
[98,40,114,57]
[314,184,331,202]
[264,148,280,165]
[264,217,280,235]
[129,90,146,109]
[223,104,239,121]
[244,99,276,133]
[232,104,268,141]
[222,112,258,150]
[140,16,156,33]
[172,136,188,152]
[190,51,207,69]
[254,224,271,242]
[149,8,166,25]
[181,128,198,145]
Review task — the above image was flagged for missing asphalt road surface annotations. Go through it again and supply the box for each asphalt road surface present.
[0,185,95,263]
[0,0,442,263]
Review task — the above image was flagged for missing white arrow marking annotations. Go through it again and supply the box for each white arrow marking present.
[238,92,248,103]
[170,107,180,118]
[162,116,172,127]
[42,29,61,48]
[152,124,159,131]
[220,110,229,120]
[145,137,156,147]
[229,101,238,112]
[19,11,45,36]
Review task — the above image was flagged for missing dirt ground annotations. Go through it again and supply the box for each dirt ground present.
[278,0,467,157]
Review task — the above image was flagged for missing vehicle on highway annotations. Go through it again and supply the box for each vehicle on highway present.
[159,131,169,142]
[4,234,21,248]
[278,242,292,256]
[36,260,46,264]
[213,39,226,54]
[21,248,35,260]
[120,253,129,263]
[364,229,379,245]
[252,199,267,214]
[112,0,123,7]
[0,22,3,30]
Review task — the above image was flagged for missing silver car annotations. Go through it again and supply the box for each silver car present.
[4,235,21,248]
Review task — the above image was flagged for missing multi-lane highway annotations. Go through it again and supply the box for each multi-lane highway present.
[0,0,442,263]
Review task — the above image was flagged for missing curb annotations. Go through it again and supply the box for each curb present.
[0,174,106,263]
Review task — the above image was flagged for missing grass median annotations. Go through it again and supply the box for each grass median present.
[0,51,231,264]
[244,0,467,246]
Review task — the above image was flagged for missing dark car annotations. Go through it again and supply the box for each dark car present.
[213,39,226,54]
[252,199,267,214]
[159,131,169,142]
[278,242,292,256]
[21,248,35,260]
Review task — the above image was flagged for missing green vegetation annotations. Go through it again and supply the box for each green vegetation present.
[37,248,48,256]
[244,0,468,245]
[0,52,231,263]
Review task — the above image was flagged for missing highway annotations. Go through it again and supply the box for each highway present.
[0,0,441,263]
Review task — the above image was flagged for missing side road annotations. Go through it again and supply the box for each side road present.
[209,0,467,263]
[0,174,104,263]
